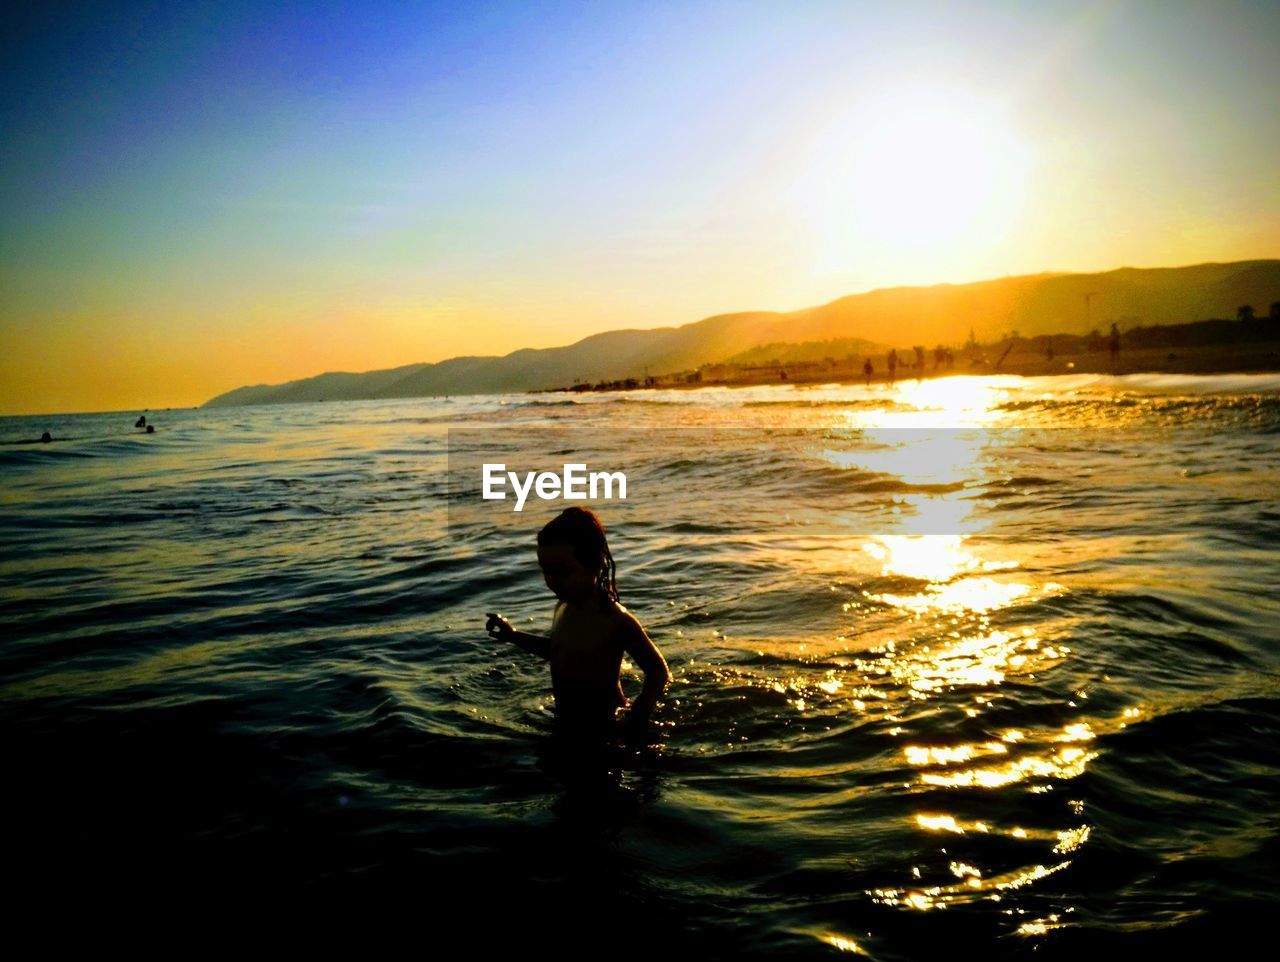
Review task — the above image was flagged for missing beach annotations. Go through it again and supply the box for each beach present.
[562,340,1280,394]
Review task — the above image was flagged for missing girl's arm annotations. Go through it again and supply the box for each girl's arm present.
[486,612,551,660]
[509,629,551,660]
[620,614,670,722]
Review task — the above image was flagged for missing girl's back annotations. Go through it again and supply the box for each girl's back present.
[548,597,628,731]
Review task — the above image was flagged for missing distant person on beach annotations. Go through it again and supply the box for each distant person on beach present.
[135,415,146,428]
[486,506,670,742]
[1109,323,1120,363]
[887,349,898,384]
[863,358,874,386]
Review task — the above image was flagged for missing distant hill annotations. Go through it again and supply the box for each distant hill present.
[718,337,890,367]
[203,259,1280,406]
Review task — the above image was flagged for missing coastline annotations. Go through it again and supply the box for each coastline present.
[555,341,1280,394]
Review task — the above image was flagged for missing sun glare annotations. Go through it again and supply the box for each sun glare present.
[850,106,1026,244]
[796,87,1032,274]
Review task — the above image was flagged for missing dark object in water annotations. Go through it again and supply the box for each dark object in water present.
[146,425,155,434]
[135,415,146,428]
[41,431,52,443]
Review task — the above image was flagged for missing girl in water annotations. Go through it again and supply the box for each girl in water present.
[486,506,670,740]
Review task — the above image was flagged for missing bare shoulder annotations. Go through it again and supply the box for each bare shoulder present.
[609,603,660,658]
[609,601,646,635]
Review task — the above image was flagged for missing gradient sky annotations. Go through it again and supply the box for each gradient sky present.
[2,0,1277,414]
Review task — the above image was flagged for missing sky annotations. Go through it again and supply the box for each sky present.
[2,0,1277,414]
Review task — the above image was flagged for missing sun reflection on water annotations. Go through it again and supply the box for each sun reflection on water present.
[851,627,1070,700]
[874,577,1033,616]
[821,429,989,488]
[905,743,1008,766]
[917,745,1099,789]
[868,860,1073,911]
[863,534,991,582]
[820,933,867,954]
[712,381,1122,936]
[1016,914,1069,936]
[898,713,1124,795]
[872,376,1018,428]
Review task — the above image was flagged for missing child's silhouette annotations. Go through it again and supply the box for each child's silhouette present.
[486,506,670,741]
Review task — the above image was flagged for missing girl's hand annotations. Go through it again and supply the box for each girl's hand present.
[621,699,655,742]
[485,612,515,642]
[628,694,656,722]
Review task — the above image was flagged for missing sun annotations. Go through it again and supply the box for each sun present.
[794,87,1032,273]
[849,105,1026,245]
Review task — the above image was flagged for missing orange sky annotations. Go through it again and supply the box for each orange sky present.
[3,1,1277,415]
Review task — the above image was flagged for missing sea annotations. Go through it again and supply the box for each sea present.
[3,371,1278,955]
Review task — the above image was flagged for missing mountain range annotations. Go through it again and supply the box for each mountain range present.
[203,259,1279,406]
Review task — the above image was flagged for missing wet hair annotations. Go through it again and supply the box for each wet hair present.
[537,506,619,603]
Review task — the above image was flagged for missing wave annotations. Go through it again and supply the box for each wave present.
[1012,371,1280,395]
[741,397,903,408]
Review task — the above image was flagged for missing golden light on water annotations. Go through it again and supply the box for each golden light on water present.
[869,861,1073,911]
[905,743,1008,766]
[1054,825,1091,854]
[850,527,1072,705]
[918,746,1099,789]
[741,378,1142,934]
[874,577,1033,616]
[914,813,1093,850]
[856,627,1069,698]
[1016,915,1068,937]
[897,711,1134,794]
[952,859,977,885]
[863,535,986,582]
[821,934,866,955]
[823,430,987,486]
[1058,722,1095,743]
[916,814,969,834]
[888,377,1019,424]
[992,862,1073,891]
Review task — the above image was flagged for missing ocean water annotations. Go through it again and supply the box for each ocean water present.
[3,372,1279,952]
